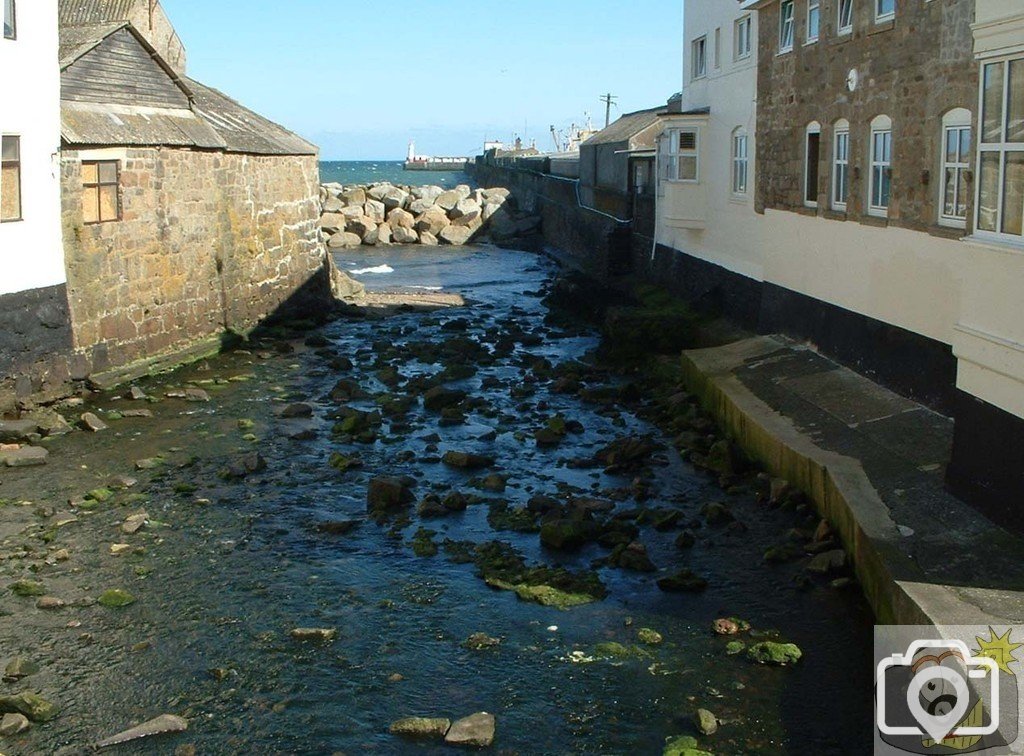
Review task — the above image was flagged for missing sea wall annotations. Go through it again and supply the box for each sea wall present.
[470,161,629,276]
[318,181,540,248]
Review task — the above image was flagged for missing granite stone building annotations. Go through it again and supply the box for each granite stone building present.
[1,1,331,409]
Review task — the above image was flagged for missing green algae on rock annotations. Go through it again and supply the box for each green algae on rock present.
[10,580,46,597]
[747,641,802,666]
[97,589,136,608]
[663,734,713,756]
[0,693,58,722]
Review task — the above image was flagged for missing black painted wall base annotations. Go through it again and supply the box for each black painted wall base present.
[947,391,1024,531]
[0,284,76,409]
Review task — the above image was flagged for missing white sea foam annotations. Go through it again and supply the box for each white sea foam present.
[408,285,443,291]
[351,265,394,275]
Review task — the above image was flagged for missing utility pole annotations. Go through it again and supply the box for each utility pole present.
[600,93,618,128]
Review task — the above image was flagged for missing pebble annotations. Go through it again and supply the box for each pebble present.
[36,596,66,610]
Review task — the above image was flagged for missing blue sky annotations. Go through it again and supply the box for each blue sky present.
[164,0,683,160]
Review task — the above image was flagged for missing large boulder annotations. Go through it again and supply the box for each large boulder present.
[367,184,392,202]
[364,199,386,223]
[445,712,495,748]
[329,263,366,302]
[367,477,415,515]
[323,196,346,213]
[413,185,445,203]
[408,197,436,215]
[376,222,393,245]
[393,225,419,244]
[439,225,473,246]
[481,202,504,222]
[387,207,415,229]
[362,224,380,246]
[328,231,363,249]
[454,184,473,200]
[382,187,410,210]
[320,213,347,234]
[414,206,451,236]
[341,204,365,220]
[451,198,482,226]
[347,215,377,238]
[420,231,439,246]
[482,187,511,203]
[341,188,366,206]
[435,189,462,212]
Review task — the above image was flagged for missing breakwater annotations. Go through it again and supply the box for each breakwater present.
[318,182,541,248]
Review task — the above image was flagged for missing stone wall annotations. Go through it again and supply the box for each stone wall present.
[755,0,977,235]
[471,161,627,276]
[61,148,329,381]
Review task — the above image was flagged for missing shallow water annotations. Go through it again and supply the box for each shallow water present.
[0,245,873,754]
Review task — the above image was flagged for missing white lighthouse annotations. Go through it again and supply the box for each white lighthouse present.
[407,140,416,162]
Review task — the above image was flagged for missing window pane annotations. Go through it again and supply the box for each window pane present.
[881,168,891,208]
[808,2,820,38]
[983,63,1005,143]
[806,133,820,203]
[943,168,957,217]
[82,162,98,184]
[83,186,99,224]
[99,186,119,222]
[1,162,20,221]
[1008,60,1024,143]
[877,0,894,17]
[978,152,1000,231]
[1001,152,1024,236]
[946,129,959,164]
[3,0,14,39]
[839,0,852,29]
[1,135,17,162]
[99,161,117,184]
[679,156,698,181]
[956,168,968,219]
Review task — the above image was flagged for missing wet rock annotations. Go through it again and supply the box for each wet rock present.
[3,658,39,683]
[442,451,495,470]
[675,530,696,550]
[316,520,361,536]
[135,457,164,470]
[367,477,415,515]
[97,589,136,608]
[593,641,651,660]
[462,632,501,650]
[769,477,792,505]
[663,735,712,756]
[0,712,30,735]
[693,708,718,736]
[701,502,733,525]
[480,473,507,493]
[110,544,132,556]
[656,570,708,593]
[806,549,847,575]
[606,541,657,572]
[185,388,210,402]
[763,543,803,564]
[814,519,834,543]
[328,453,363,473]
[281,403,314,418]
[594,436,659,471]
[423,386,467,412]
[223,452,266,479]
[0,419,37,444]
[539,518,597,551]
[0,693,58,722]
[289,628,338,642]
[486,503,539,533]
[533,428,563,447]
[702,439,743,477]
[442,491,470,512]
[125,386,149,401]
[9,580,46,598]
[390,717,451,740]
[92,714,189,749]
[410,528,438,557]
[417,495,449,518]
[36,596,65,610]
[747,641,802,666]
[122,512,148,534]
[712,617,750,636]
[445,712,495,748]
[80,412,108,432]
[637,628,663,645]
[0,445,49,467]
[726,640,746,655]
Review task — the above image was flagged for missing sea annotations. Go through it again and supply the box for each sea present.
[319,160,474,189]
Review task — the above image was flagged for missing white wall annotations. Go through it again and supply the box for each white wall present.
[656,0,762,281]
[0,0,64,295]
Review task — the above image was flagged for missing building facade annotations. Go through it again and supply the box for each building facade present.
[0,0,72,405]
[651,0,762,325]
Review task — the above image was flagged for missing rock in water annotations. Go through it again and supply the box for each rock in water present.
[97,589,136,608]
[441,451,495,470]
[445,712,496,747]
[389,717,451,739]
[0,692,58,722]
[93,714,189,749]
[0,712,30,735]
[3,657,39,682]
[289,628,338,642]
[747,641,802,666]
[80,412,108,432]
[694,708,718,735]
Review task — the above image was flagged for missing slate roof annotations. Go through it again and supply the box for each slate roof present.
[58,0,138,25]
[582,107,666,147]
[58,19,317,155]
[187,79,318,156]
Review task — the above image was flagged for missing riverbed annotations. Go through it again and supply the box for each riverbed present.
[0,244,873,754]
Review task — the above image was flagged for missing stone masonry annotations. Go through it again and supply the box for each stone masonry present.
[755,0,977,236]
[60,148,329,379]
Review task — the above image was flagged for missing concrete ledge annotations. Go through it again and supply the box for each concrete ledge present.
[681,336,1016,627]
[87,335,225,390]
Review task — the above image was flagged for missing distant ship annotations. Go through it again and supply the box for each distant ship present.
[403,142,470,172]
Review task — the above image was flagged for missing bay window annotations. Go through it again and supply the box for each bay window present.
[662,129,699,183]
[977,58,1024,240]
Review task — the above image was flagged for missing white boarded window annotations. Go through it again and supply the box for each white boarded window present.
[780,1,795,52]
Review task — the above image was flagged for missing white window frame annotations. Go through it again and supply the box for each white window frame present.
[779,1,795,53]
[807,0,820,43]
[975,57,1024,242]
[804,122,822,208]
[875,0,895,23]
[735,15,752,60]
[869,115,893,218]
[838,0,853,35]
[664,128,700,184]
[692,36,707,80]
[732,129,749,195]
[3,0,14,40]
[940,109,972,228]
[833,121,850,210]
